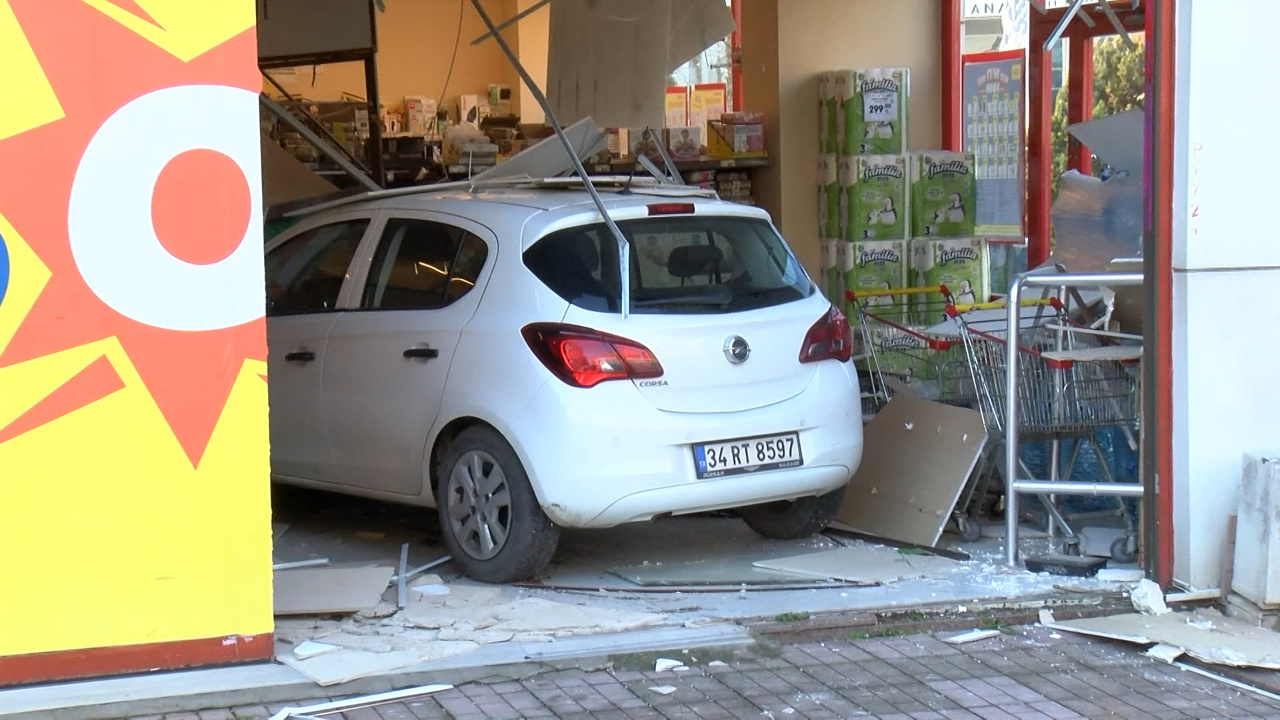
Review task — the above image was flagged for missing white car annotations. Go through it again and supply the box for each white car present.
[265,178,864,583]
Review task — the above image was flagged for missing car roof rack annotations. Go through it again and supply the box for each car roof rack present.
[282,174,716,219]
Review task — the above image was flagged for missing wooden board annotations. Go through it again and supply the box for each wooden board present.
[273,566,394,616]
[836,394,988,547]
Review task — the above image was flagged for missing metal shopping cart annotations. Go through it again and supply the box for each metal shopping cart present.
[848,286,976,413]
[948,299,1143,557]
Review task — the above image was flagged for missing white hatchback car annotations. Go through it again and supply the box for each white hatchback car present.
[265,179,864,583]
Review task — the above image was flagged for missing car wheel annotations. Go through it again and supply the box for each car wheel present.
[738,485,847,540]
[436,427,559,583]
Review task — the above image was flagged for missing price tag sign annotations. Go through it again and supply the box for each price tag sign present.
[864,91,897,122]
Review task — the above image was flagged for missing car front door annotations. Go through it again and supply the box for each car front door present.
[322,213,494,496]
[265,215,376,481]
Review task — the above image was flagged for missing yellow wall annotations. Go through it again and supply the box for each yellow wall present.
[742,0,942,278]
[266,0,525,119]
[0,0,272,665]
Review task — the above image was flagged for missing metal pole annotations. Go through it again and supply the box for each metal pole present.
[262,71,373,176]
[364,54,386,187]
[259,94,380,192]
[468,0,632,317]
[1015,481,1145,497]
[1004,273,1025,565]
[471,0,551,45]
[1044,0,1087,52]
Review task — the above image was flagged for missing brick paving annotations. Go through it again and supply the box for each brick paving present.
[144,625,1280,720]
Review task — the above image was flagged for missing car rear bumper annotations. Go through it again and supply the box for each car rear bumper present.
[507,360,863,528]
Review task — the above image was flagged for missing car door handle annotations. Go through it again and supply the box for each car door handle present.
[284,350,316,363]
[403,347,439,360]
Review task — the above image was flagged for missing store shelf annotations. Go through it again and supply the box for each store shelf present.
[587,156,769,174]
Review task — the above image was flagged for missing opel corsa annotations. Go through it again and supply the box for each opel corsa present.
[266,179,864,583]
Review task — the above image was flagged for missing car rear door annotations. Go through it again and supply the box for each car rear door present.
[321,213,495,496]
[265,214,376,481]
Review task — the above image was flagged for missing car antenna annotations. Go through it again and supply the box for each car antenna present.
[469,0,632,318]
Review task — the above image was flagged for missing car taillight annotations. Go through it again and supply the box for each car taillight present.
[522,323,664,388]
[799,306,853,364]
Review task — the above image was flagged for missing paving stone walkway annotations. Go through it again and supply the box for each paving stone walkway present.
[154,625,1280,720]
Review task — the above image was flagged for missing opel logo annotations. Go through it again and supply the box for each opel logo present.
[724,335,750,364]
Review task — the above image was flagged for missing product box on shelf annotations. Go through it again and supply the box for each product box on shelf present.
[911,151,977,238]
[841,68,909,156]
[666,125,704,160]
[707,121,765,158]
[844,154,908,241]
[628,127,665,159]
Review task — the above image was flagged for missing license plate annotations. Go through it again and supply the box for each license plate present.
[694,433,802,479]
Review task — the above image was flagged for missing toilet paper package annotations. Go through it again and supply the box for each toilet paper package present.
[861,323,945,400]
[910,237,990,324]
[837,156,856,240]
[818,73,840,154]
[842,68,909,156]
[911,151,976,238]
[819,154,841,239]
[845,239,909,324]
[845,154,909,241]
[820,239,841,304]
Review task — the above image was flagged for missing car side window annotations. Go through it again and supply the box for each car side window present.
[265,219,370,317]
[361,218,489,310]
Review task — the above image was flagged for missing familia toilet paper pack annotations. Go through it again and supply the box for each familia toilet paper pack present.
[910,237,990,324]
[911,151,976,238]
[820,238,843,305]
[842,68,909,156]
[845,239,909,324]
[819,153,841,239]
[845,154,908,241]
[818,73,839,154]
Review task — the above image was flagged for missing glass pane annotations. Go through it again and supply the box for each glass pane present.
[266,219,369,316]
[362,219,474,310]
[446,234,489,304]
[525,216,812,315]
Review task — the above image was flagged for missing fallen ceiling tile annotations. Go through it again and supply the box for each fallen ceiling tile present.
[1044,608,1280,669]
[609,558,830,587]
[273,566,395,616]
[835,394,988,548]
[752,546,961,584]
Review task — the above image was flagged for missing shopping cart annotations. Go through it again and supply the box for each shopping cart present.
[847,286,975,413]
[948,299,1142,555]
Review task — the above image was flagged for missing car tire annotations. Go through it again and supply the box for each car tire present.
[738,484,847,540]
[436,427,559,584]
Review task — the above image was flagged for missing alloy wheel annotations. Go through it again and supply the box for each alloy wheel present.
[445,450,513,560]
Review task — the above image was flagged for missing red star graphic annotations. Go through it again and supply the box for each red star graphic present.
[101,0,159,26]
[0,4,264,467]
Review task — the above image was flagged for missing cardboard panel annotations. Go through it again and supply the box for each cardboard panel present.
[836,394,988,547]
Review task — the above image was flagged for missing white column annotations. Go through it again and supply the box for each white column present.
[1171,0,1280,588]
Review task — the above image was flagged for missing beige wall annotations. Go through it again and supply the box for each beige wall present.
[741,0,942,279]
[266,0,524,119]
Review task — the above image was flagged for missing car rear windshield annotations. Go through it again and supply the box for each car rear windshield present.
[523,216,813,314]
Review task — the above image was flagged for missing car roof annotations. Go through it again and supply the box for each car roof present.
[285,178,773,249]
